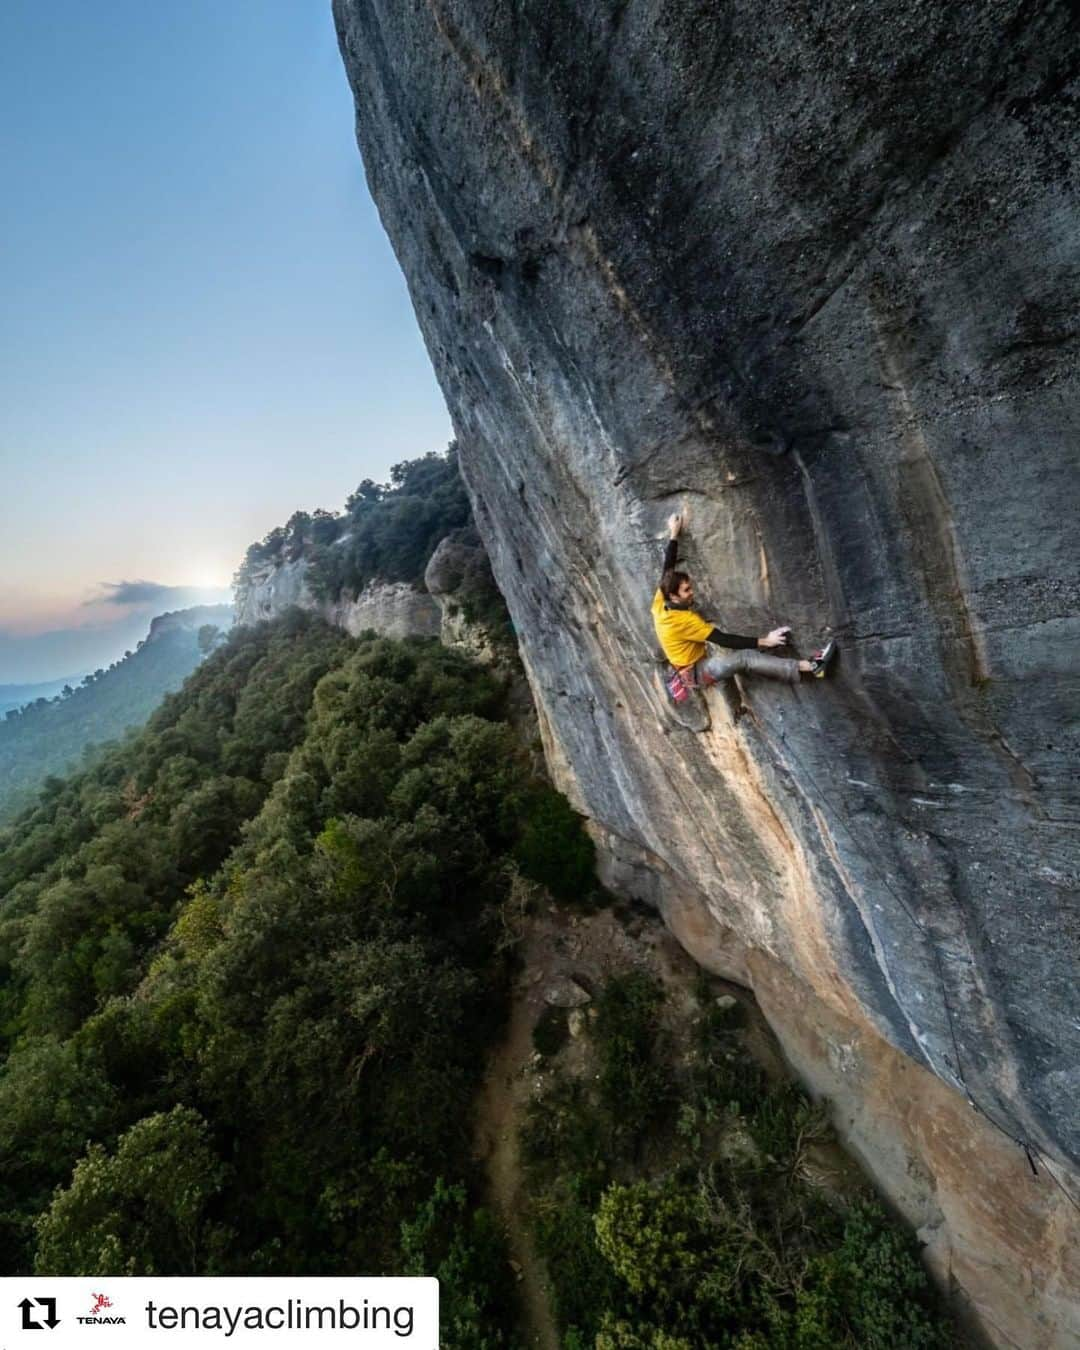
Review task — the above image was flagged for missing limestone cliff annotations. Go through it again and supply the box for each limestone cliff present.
[232,528,509,657]
[234,552,442,640]
[333,2,1080,1342]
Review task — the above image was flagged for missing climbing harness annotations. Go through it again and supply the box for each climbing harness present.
[664,666,693,704]
[664,663,716,704]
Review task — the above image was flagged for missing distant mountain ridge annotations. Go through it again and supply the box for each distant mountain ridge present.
[0,676,83,718]
[0,604,233,825]
[146,604,235,642]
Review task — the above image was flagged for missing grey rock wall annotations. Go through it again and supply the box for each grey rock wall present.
[233,557,313,625]
[327,581,441,641]
[424,529,505,661]
[332,2,1080,1341]
[234,555,441,640]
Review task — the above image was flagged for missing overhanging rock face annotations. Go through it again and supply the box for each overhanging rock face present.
[332,2,1080,1340]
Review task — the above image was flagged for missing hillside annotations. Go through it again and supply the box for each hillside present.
[0,613,572,1286]
[0,608,956,1345]
[333,3,1080,1343]
[0,605,232,825]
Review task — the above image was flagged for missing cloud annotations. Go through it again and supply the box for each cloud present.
[87,581,232,610]
[92,580,183,607]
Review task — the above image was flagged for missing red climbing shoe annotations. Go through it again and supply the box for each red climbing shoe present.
[810,639,837,678]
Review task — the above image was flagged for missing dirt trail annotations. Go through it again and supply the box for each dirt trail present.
[472,897,850,1348]
[473,898,706,1347]
[474,920,560,1349]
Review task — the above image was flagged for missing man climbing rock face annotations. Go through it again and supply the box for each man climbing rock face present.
[652,513,835,696]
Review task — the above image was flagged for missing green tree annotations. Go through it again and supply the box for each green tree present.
[197,624,222,655]
[34,1107,228,1275]
[399,1179,516,1348]
[594,1182,704,1296]
[794,1204,947,1349]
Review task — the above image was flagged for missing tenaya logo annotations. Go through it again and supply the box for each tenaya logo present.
[76,1292,125,1327]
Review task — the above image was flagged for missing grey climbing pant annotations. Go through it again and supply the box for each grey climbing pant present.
[698,649,800,685]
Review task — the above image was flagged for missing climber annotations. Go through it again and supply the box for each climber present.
[653,513,835,698]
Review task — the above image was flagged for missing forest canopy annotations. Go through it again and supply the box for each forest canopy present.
[0,611,590,1302]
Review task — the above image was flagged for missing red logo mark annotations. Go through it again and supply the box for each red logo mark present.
[89,1294,113,1316]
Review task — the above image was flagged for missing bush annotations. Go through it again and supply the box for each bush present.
[513,786,598,902]
[746,1082,829,1171]
[533,1188,621,1342]
[794,1203,949,1349]
[594,972,669,1129]
[525,979,957,1349]
[399,1178,518,1348]
[594,1181,704,1295]
[596,1316,695,1349]
[523,1080,609,1193]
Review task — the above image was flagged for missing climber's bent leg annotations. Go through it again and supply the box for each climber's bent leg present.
[699,650,800,685]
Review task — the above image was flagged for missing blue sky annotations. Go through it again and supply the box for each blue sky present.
[0,0,451,680]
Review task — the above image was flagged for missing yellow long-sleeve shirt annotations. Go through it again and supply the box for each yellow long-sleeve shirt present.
[651,589,715,668]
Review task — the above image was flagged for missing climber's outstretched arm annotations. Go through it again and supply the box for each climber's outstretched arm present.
[707,624,791,651]
[706,626,758,651]
[664,512,790,650]
[660,513,681,585]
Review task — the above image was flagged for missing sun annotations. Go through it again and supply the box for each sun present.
[189,568,229,593]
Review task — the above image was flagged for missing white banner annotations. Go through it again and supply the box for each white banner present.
[0,1278,438,1348]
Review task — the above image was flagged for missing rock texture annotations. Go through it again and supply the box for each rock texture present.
[332,2,1080,1342]
[326,580,441,641]
[233,556,311,624]
[234,554,441,640]
[424,528,506,661]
